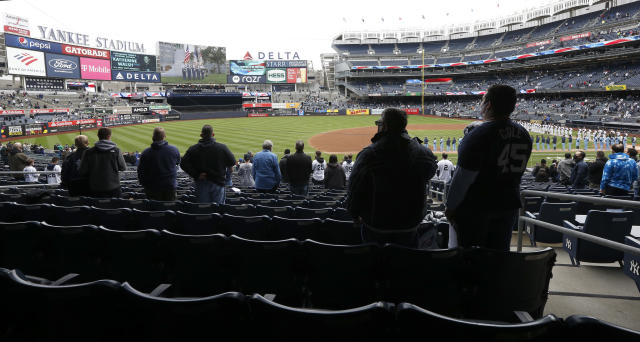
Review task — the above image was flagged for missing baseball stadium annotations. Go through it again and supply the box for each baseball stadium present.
[0,0,639,340]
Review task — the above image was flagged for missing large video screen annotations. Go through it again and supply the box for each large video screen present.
[158,41,226,84]
[230,60,266,76]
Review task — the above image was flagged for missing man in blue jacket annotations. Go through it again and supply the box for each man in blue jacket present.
[252,139,281,193]
[600,143,639,196]
[138,127,181,201]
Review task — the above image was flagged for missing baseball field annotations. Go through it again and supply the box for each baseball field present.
[13,115,602,167]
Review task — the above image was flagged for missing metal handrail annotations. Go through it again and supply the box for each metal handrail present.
[521,189,640,209]
[518,216,640,256]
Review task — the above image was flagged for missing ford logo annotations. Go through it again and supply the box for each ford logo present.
[49,59,77,71]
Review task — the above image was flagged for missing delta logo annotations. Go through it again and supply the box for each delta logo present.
[14,52,38,65]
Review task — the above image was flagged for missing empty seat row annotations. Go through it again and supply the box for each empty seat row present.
[0,202,354,238]
[0,221,555,320]
[3,268,638,342]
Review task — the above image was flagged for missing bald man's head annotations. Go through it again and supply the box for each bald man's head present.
[152,127,166,142]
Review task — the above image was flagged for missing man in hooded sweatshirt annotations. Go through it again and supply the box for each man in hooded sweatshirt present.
[8,142,29,180]
[180,124,235,204]
[324,154,346,189]
[600,143,639,196]
[138,127,181,201]
[79,127,127,198]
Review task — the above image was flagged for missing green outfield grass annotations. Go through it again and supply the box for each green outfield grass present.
[10,115,611,167]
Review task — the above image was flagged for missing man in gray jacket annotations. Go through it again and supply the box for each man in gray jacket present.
[557,152,575,185]
[79,127,126,198]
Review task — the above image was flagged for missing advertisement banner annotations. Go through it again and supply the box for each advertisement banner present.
[149,104,172,110]
[272,84,296,92]
[526,40,551,48]
[271,103,286,109]
[265,60,307,68]
[30,108,70,114]
[111,51,156,72]
[113,106,132,114]
[230,60,266,75]
[131,106,150,114]
[286,102,301,109]
[5,34,62,53]
[163,114,181,121]
[24,124,44,136]
[346,109,370,116]
[45,53,80,79]
[404,108,420,115]
[371,109,384,115]
[8,125,24,136]
[0,109,25,115]
[606,84,627,91]
[62,44,110,59]
[327,109,339,113]
[4,14,30,36]
[111,70,161,83]
[80,57,111,80]
[48,119,96,128]
[560,32,591,42]
[157,41,227,83]
[227,75,266,84]
[242,103,272,108]
[287,68,307,83]
[7,47,46,76]
[248,113,269,117]
[141,118,160,124]
[266,68,287,83]
[25,77,65,90]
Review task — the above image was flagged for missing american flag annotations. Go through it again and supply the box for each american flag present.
[184,46,191,64]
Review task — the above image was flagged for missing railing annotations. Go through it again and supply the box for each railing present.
[517,189,640,256]
[428,179,449,203]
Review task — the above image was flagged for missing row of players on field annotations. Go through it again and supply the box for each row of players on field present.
[519,121,637,151]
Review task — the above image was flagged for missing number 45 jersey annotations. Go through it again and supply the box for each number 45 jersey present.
[455,119,532,213]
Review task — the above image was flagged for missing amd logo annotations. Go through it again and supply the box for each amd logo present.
[132,107,149,114]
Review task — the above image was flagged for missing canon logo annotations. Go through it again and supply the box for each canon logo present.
[49,58,77,70]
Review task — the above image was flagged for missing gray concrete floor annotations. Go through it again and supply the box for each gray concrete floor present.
[511,233,640,331]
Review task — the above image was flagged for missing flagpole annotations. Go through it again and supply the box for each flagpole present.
[421,48,424,115]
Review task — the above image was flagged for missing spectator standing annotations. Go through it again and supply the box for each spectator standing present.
[279,149,291,183]
[78,128,126,198]
[342,154,354,181]
[180,125,236,204]
[286,140,313,196]
[569,151,589,189]
[587,151,608,189]
[436,153,454,183]
[137,127,181,201]
[532,159,550,182]
[445,85,532,251]
[237,156,255,187]
[61,135,90,196]
[347,108,437,247]
[311,151,327,186]
[8,142,29,180]
[252,140,281,193]
[46,157,62,185]
[324,154,346,189]
[600,144,639,196]
[23,159,39,183]
[557,153,575,185]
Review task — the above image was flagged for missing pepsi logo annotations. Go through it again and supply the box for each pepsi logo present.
[18,37,27,46]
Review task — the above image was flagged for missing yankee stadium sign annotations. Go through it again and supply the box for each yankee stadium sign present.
[37,26,145,53]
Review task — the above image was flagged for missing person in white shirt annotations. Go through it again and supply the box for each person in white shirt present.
[311,151,327,185]
[436,153,454,183]
[341,154,354,181]
[46,156,62,185]
[23,159,39,183]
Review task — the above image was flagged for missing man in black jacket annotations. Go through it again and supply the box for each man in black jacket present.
[570,151,589,189]
[347,108,437,247]
[286,140,312,196]
[79,128,126,198]
[180,124,235,204]
[61,135,90,196]
[279,149,290,183]
[588,150,608,189]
